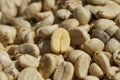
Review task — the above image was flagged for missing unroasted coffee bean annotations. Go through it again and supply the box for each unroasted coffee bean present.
[75,53,91,79]
[14,43,40,58]
[43,0,55,11]
[0,50,12,68]
[106,66,119,79]
[81,38,104,56]
[38,54,56,79]
[105,25,119,36]
[0,25,17,46]
[36,24,58,38]
[105,38,120,53]
[23,1,42,19]
[18,54,39,68]
[56,9,72,20]
[54,55,64,66]
[50,28,70,54]
[69,28,90,45]
[53,61,74,80]
[92,29,110,44]
[94,19,115,30]
[113,49,120,66]
[89,63,104,78]
[74,5,90,25]
[17,67,44,80]
[93,51,110,74]
[5,45,19,59]
[98,2,120,19]
[59,19,79,31]
[66,50,87,64]
[4,61,19,80]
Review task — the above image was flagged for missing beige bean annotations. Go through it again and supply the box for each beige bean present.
[66,50,87,64]
[14,43,40,58]
[69,28,90,45]
[23,31,35,43]
[0,71,8,80]
[36,11,55,27]
[63,46,75,59]
[0,25,17,46]
[38,54,56,79]
[50,28,70,54]
[24,1,42,19]
[74,5,90,25]
[15,28,31,44]
[4,61,20,80]
[83,76,99,80]
[35,11,52,21]
[18,54,39,68]
[98,2,120,19]
[93,51,110,74]
[113,49,120,65]
[36,24,58,38]
[10,18,31,31]
[59,19,79,31]
[94,19,115,30]
[17,67,44,80]
[106,66,119,79]
[105,38,120,53]
[104,52,113,65]
[5,45,19,59]
[56,9,71,20]
[54,54,64,66]
[0,50,12,68]
[65,0,82,11]
[43,0,55,11]
[89,63,104,78]
[18,0,30,15]
[53,61,74,80]
[75,53,91,79]
[81,38,104,56]
[0,0,17,23]
[105,25,119,36]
